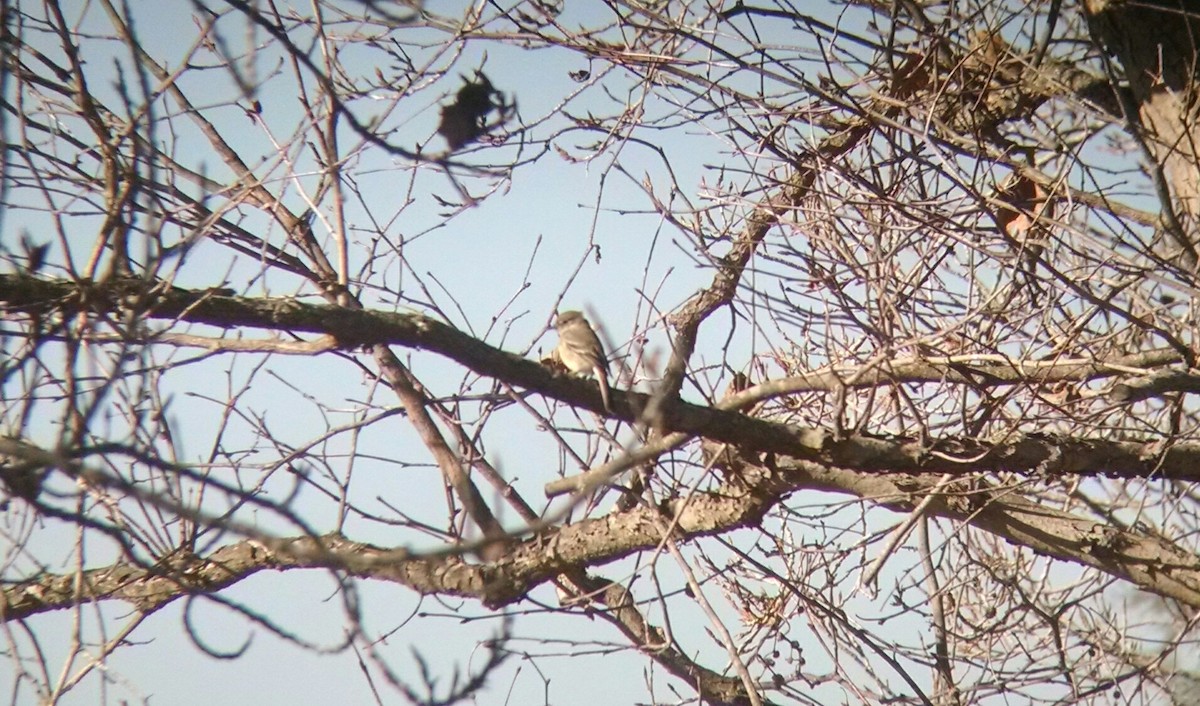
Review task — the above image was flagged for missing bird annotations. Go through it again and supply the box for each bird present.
[553,310,612,412]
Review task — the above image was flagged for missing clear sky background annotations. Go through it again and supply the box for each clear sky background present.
[4,3,784,703]
[3,1,1156,704]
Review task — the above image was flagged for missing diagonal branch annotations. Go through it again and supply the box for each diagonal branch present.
[4,274,1200,483]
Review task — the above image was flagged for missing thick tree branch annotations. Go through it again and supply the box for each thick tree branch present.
[7,450,1199,623]
[4,274,1199,483]
[778,458,1200,608]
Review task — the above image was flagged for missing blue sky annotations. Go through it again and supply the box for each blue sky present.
[4,1,1163,704]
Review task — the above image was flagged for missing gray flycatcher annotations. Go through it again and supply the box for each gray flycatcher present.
[554,310,612,411]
